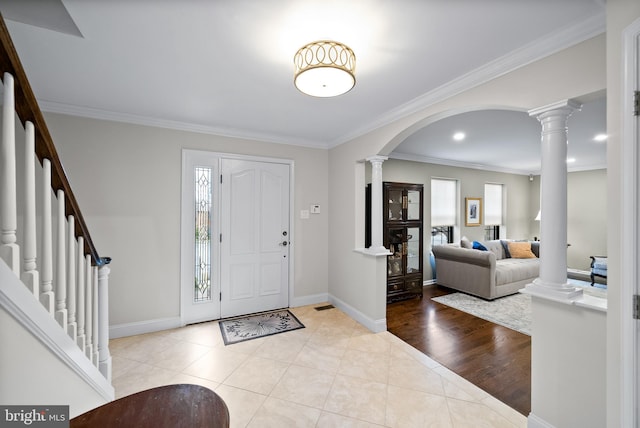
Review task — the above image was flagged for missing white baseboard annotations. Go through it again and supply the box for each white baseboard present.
[109,317,182,339]
[328,294,386,333]
[424,279,436,286]
[528,412,555,428]
[110,292,375,338]
[290,293,329,308]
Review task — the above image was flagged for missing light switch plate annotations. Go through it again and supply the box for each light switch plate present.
[311,204,321,214]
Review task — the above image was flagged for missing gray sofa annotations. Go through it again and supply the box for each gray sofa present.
[432,239,539,300]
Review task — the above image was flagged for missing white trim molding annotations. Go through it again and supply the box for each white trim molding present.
[527,412,556,428]
[620,16,640,428]
[109,317,182,339]
[329,293,386,333]
[290,293,329,308]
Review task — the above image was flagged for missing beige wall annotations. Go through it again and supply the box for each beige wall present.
[567,169,607,270]
[530,298,606,428]
[45,113,329,328]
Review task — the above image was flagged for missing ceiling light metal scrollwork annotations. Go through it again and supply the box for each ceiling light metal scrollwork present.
[294,40,356,98]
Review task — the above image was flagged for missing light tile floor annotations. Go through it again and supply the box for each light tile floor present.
[110,304,527,427]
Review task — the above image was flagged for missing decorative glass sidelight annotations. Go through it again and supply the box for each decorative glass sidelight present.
[194,167,212,302]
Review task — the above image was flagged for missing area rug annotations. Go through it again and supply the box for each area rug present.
[218,309,305,345]
[432,292,533,335]
[431,280,607,336]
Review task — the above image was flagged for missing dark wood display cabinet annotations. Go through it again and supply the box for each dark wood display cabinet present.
[382,182,424,302]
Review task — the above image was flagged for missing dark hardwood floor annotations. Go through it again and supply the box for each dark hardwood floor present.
[386,284,531,416]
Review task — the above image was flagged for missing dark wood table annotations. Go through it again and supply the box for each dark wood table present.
[71,384,229,428]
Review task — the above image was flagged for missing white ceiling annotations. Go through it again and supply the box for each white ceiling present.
[0,0,606,174]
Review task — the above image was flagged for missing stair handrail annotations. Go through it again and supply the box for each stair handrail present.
[0,14,106,266]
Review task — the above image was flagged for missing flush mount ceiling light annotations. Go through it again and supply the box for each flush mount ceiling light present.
[294,40,356,97]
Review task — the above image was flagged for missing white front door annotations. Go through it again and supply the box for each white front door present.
[181,151,291,324]
[220,159,290,318]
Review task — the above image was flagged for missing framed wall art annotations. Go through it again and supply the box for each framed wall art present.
[465,197,482,226]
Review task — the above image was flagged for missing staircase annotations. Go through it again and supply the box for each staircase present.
[0,14,114,417]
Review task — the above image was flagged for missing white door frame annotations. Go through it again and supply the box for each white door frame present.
[180,149,295,324]
[620,16,640,428]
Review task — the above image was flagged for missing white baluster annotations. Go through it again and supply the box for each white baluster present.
[84,255,93,360]
[66,215,77,340]
[0,72,19,274]
[98,263,112,381]
[76,236,86,350]
[21,121,39,295]
[55,190,67,329]
[92,266,99,367]
[39,159,54,314]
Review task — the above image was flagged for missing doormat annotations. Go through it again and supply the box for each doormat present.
[218,309,305,345]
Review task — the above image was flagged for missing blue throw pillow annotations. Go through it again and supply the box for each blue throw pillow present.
[472,241,488,251]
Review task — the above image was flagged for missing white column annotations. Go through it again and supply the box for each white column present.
[97,263,112,381]
[21,121,39,296]
[366,155,389,253]
[55,190,68,328]
[0,72,19,275]
[40,159,55,314]
[524,99,582,301]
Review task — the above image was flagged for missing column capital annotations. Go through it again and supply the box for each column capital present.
[528,99,582,119]
[366,155,388,164]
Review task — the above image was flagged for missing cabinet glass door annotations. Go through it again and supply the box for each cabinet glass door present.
[388,189,403,221]
[406,227,421,274]
[407,190,421,220]
[388,227,404,277]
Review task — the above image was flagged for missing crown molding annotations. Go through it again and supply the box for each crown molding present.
[330,10,606,148]
[389,152,606,175]
[39,100,329,150]
[388,152,537,176]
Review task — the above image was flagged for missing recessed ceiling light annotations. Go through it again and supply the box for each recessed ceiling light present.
[593,134,607,142]
[453,132,465,141]
[567,157,576,163]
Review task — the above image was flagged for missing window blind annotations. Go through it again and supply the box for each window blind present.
[431,178,457,226]
[484,183,503,226]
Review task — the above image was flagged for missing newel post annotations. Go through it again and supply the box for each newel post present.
[97,258,112,381]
